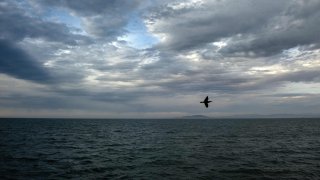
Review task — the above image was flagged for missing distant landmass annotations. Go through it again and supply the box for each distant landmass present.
[181,115,209,119]
[223,114,320,119]
[181,114,320,119]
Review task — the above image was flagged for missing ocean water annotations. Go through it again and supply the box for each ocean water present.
[1,118,320,179]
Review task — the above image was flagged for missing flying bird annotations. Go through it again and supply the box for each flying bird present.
[200,96,212,108]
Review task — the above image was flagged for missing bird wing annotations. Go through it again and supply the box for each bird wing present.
[205,102,208,108]
[204,96,208,102]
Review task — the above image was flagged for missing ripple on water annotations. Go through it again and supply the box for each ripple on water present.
[1,118,320,179]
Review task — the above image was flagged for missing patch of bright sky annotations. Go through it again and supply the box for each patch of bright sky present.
[41,7,85,35]
[120,14,158,49]
[282,46,303,61]
[168,0,205,10]
[248,64,289,75]
[212,41,227,51]
[277,82,320,94]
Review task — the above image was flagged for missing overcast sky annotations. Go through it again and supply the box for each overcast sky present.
[1,0,320,118]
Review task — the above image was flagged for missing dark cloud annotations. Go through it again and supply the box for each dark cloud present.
[221,10,320,56]
[0,94,83,109]
[273,69,320,83]
[37,0,141,16]
[1,0,320,117]
[149,1,285,50]
[0,1,88,45]
[235,69,320,91]
[0,1,90,83]
[0,40,51,83]
[148,0,320,57]
[137,58,252,93]
[138,55,320,94]
[151,74,256,93]
[35,0,143,39]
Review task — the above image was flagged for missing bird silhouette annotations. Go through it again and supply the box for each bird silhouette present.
[200,96,212,108]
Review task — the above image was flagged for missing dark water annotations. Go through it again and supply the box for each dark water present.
[1,118,320,179]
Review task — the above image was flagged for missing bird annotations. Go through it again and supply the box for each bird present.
[200,96,212,108]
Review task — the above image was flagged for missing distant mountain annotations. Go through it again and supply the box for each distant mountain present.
[180,114,320,119]
[218,114,320,119]
[181,115,209,119]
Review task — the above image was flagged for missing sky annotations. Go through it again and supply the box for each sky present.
[1,0,320,118]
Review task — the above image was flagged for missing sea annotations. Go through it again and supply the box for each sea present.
[1,118,320,179]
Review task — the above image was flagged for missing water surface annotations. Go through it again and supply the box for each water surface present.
[1,118,320,179]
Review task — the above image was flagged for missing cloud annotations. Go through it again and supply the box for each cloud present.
[37,0,141,16]
[34,0,144,39]
[147,0,320,57]
[0,0,90,83]
[1,0,320,117]
[0,40,51,83]
[273,69,320,83]
[0,1,88,45]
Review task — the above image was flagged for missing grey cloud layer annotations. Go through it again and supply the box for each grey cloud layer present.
[0,1,88,83]
[0,40,51,83]
[148,0,320,56]
[0,1,87,44]
[1,0,320,117]
[35,0,143,38]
